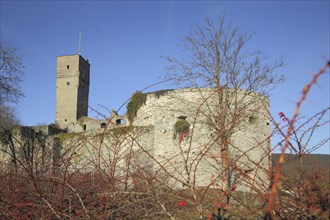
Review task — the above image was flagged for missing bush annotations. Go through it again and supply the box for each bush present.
[174,119,190,138]
[126,91,147,123]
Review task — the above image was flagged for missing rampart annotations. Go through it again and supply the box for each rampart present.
[0,87,271,192]
[132,88,271,191]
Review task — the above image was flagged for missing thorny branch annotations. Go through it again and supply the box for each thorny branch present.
[265,60,330,218]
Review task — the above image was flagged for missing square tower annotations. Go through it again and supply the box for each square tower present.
[55,55,90,129]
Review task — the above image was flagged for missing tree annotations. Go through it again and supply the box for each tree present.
[0,105,20,130]
[0,43,24,130]
[0,43,24,104]
[165,16,284,94]
[164,15,284,208]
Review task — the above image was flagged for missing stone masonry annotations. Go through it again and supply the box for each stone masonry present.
[0,54,271,193]
[56,55,90,129]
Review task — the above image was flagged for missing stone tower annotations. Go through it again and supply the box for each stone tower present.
[55,55,90,129]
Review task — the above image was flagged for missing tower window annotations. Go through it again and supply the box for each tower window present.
[67,65,70,69]
[67,81,70,85]
[116,119,123,125]
[249,116,257,124]
[101,123,106,128]
[83,124,87,131]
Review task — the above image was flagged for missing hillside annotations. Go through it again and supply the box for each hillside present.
[272,153,330,180]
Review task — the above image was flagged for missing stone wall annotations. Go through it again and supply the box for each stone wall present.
[64,114,128,133]
[55,126,155,188]
[1,87,271,193]
[0,126,55,171]
[55,55,90,129]
[132,88,270,191]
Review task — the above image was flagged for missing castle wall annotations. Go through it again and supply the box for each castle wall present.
[0,125,154,187]
[1,87,270,193]
[63,114,128,133]
[0,126,56,172]
[1,52,272,194]
[56,126,155,188]
[132,88,270,191]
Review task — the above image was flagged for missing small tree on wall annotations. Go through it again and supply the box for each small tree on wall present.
[174,118,190,142]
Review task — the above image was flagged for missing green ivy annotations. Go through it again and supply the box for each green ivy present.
[126,91,147,123]
[174,119,190,138]
[126,89,173,123]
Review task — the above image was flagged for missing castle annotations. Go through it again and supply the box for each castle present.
[55,54,127,132]
[0,54,271,192]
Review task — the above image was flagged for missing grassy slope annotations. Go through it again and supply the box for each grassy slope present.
[272,153,330,180]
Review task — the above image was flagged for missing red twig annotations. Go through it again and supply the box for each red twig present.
[265,61,330,216]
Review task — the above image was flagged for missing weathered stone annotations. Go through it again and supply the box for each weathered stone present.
[0,54,271,193]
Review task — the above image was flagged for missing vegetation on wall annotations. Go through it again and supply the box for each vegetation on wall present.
[126,91,147,123]
[77,119,84,128]
[0,131,11,145]
[109,126,133,137]
[174,119,190,140]
[126,90,174,124]
[57,132,81,144]
[147,89,173,99]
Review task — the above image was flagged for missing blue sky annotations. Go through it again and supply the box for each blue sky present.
[1,1,329,153]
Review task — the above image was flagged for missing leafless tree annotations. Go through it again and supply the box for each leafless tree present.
[0,105,20,131]
[0,43,24,104]
[0,43,24,131]
[164,15,284,93]
[163,15,284,212]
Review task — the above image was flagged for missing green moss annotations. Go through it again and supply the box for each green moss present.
[174,119,190,138]
[77,116,91,127]
[74,154,82,165]
[109,126,133,136]
[126,91,147,123]
[77,119,84,127]
[148,89,173,99]
[0,131,11,144]
[57,132,80,144]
